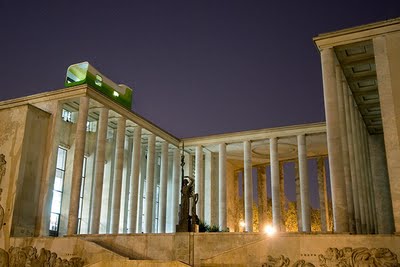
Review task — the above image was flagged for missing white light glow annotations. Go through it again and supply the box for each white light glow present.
[239,221,246,227]
[264,225,276,236]
[113,91,120,97]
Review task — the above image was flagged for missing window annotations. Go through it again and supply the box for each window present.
[86,121,97,132]
[49,147,67,236]
[62,109,72,122]
[95,74,102,87]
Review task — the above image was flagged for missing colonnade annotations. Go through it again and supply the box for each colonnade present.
[320,47,392,234]
[62,97,182,235]
[186,134,330,233]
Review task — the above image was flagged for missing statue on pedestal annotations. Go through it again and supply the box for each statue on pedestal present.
[176,144,198,232]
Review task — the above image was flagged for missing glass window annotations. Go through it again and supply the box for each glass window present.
[95,74,102,86]
[49,147,67,236]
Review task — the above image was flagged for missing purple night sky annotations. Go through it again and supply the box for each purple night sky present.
[0,1,399,207]
[1,1,398,138]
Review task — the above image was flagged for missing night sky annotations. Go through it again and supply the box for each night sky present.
[1,1,399,138]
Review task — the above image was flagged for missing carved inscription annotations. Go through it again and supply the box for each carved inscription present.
[0,246,84,267]
[263,247,398,267]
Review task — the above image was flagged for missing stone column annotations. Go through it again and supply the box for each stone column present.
[344,89,362,233]
[257,165,268,230]
[144,134,156,233]
[110,117,126,234]
[363,129,378,233]
[270,137,281,231]
[67,96,89,235]
[127,126,142,233]
[354,111,368,233]
[349,96,364,233]
[320,48,349,233]
[369,134,395,233]
[158,141,169,233]
[171,148,180,232]
[219,143,227,230]
[233,171,240,232]
[297,134,310,232]
[137,143,147,233]
[337,70,355,233]
[243,140,253,232]
[279,162,286,231]
[195,145,204,220]
[374,35,400,233]
[359,118,372,233]
[317,157,329,232]
[90,107,109,234]
[294,161,302,231]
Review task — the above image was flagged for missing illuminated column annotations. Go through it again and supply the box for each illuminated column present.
[344,88,361,233]
[218,143,227,230]
[171,148,180,232]
[158,141,169,233]
[317,157,329,232]
[279,162,286,231]
[243,140,253,232]
[110,117,126,234]
[353,108,368,233]
[195,145,204,220]
[270,137,281,231]
[67,96,89,235]
[128,126,142,233]
[320,48,349,233]
[257,165,268,230]
[349,95,364,233]
[336,69,355,233]
[294,161,302,231]
[298,134,310,232]
[144,134,156,233]
[90,107,109,234]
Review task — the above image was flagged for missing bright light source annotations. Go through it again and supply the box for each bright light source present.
[264,225,276,236]
[113,91,120,97]
[239,221,246,227]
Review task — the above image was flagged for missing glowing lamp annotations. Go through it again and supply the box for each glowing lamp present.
[264,225,276,236]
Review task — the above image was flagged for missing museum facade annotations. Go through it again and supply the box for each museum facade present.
[0,18,399,267]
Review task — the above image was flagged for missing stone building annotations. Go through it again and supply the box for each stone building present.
[0,18,399,266]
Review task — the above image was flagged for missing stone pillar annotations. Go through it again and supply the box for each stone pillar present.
[337,70,355,233]
[317,157,329,232]
[195,145,204,221]
[243,140,253,232]
[359,118,372,233]
[349,96,365,233]
[257,165,268,230]
[320,48,349,233]
[137,143,147,233]
[110,117,126,234]
[219,143,227,230]
[294,161,302,231]
[144,134,156,233]
[67,96,89,235]
[363,129,378,233]
[369,134,395,233]
[127,126,142,233]
[90,107,109,234]
[158,141,169,233]
[374,35,400,233]
[171,148,180,231]
[204,151,218,225]
[279,162,286,231]
[297,134,310,232]
[354,110,368,233]
[270,137,281,231]
[344,89,362,233]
